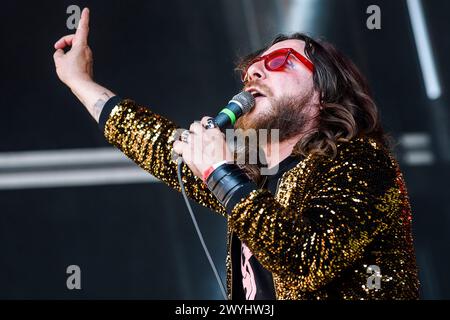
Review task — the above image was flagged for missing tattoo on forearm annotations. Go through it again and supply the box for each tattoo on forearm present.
[93,92,112,121]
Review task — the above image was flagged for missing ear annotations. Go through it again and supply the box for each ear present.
[311,90,323,110]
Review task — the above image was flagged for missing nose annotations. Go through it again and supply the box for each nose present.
[246,60,266,82]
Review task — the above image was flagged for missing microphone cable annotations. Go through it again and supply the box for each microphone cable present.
[176,157,227,300]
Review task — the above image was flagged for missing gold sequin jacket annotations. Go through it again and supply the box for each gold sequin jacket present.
[102,98,419,300]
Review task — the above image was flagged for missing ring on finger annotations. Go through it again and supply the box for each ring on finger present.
[204,118,217,129]
[180,129,191,143]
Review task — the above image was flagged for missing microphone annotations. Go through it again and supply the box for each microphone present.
[176,91,255,150]
[207,91,255,130]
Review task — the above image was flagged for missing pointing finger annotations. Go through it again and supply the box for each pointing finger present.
[74,7,90,46]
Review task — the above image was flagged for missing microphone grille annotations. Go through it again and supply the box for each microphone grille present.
[230,91,255,114]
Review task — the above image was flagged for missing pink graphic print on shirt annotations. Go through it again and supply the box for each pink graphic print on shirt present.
[241,242,257,300]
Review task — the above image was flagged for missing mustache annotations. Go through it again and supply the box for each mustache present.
[235,89,317,138]
[243,80,274,97]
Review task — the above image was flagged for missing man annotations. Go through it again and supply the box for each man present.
[53,8,419,299]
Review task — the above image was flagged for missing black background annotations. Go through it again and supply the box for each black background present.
[0,0,449,299]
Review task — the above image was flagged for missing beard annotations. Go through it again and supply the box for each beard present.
[235,87,316,142]
[232,87,316,181]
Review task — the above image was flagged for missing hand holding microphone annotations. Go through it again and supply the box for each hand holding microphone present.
[174,92,255,301]
[173,91,255,179]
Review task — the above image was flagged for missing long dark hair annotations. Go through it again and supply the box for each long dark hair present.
[236,33,391,162]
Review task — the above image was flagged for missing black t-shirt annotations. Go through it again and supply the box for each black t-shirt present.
[231,155,302,300]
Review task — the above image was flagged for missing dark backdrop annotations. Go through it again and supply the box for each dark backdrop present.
[0,0,449,299]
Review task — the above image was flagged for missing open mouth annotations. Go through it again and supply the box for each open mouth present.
[247,88,266,99]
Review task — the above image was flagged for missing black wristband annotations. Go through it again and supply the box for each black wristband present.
[225,182,258,214]
[207,164,242,190]
[206,163,256,209]
[99,96,122,132]
[214,171,250,201]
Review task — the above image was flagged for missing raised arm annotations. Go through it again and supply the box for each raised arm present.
[101,98,226,215]
[53,8,113,122]
[52,8,226,216]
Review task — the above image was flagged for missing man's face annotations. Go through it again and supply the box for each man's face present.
[238,39,319,135]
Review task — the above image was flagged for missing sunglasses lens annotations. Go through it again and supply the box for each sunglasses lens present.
[240,50,292,82]
[266,53,288,70]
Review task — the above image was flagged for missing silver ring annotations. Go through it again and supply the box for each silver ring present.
[204,118,217,129]
[180,129,191,143]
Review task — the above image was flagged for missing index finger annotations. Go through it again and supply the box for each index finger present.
[75,7,90,45]
[189,122,204,135]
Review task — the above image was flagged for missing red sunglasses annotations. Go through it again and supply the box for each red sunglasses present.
[241,48,314,82]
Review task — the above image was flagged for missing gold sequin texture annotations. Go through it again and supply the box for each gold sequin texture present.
[104,99,419,300]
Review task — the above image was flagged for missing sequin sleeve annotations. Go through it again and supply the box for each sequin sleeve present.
[228,138,404,291]
[102,98,226,216]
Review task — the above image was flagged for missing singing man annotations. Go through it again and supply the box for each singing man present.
[53,8,419,300]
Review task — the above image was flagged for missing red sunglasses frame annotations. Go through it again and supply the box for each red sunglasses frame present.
[242,48,314,82]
